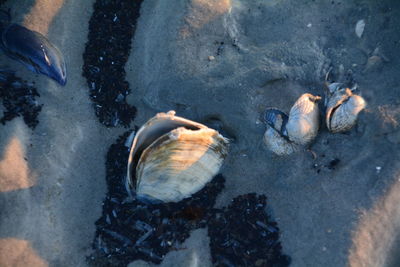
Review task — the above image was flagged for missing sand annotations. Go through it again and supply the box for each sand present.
[0,0,120,266]
[1,0,400,266]
[126,0,400,266]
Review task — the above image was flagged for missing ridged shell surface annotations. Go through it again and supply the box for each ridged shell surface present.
[263,108,298,155]
[286,93,321,145]
[263,125,299,156]
[136,127,228,203]
[126,111,229,203]
[326,89,366,133]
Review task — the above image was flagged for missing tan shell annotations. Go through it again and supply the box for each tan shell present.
[136,127,228,202]
[126,111,229,203]
[263,125,299,156]
[326,88,366,133]
[286,93,321,145]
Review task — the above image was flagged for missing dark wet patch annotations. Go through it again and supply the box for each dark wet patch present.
[313,157,342,174]
[0,70,42,129]
[328,158,341,170]
[89,132,290,266]
[82,0,143,127]
[215,41,225,56]
[209,194,291,267]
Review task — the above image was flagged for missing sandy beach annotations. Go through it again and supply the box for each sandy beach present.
[1,0,400,266]
[0,0,117,265]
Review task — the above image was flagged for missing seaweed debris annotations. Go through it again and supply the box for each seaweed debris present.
[82,0,143,127]
[89,132,290,266]
[88,130,225,266]
[0,69,42,129]
[208,194,291,267]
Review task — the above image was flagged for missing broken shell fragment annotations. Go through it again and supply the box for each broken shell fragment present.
[286,93,321,145]
[126,111,229,203]
[326,88,366,133]
[355,19,365,38]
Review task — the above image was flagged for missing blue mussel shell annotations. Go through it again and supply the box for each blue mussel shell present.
[1,23,66,86]
[264,108,289,138]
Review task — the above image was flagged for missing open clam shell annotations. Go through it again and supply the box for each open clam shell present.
[126,111,229,203]
[286,93,321,145]
[326,88,366,133]
[263,108,299,156]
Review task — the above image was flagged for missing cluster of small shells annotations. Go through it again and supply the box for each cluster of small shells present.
[126,111,229,203]
[263,83,366,156]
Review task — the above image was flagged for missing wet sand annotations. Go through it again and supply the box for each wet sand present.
[0,0,119,265]
[127,0,400,265]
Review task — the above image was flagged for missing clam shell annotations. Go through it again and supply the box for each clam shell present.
[326,88,366,133]
[126,111,229,203]
[263,108,298,156]
[136,127,228,203]
[286,93,321,145]
[263,125,299,156]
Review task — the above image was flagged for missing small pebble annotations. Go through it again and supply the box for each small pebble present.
[376,166,382,174]
[208,55,215,61]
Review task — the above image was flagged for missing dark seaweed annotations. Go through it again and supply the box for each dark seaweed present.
[82,0,143,127]
[88,130,225,266]
[89,132,290,267]
[0,70,42,129]
[208,194,291,267]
